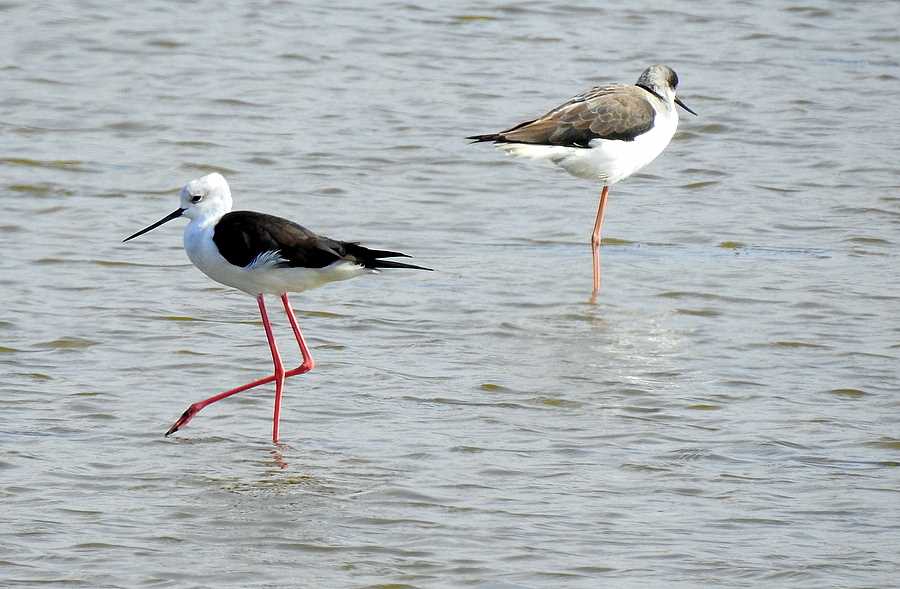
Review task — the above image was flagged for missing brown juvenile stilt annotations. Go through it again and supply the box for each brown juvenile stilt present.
[466,65,696,298]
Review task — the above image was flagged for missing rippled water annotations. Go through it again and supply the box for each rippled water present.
[2,1,899,587]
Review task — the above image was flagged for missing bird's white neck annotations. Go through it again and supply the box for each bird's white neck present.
[189,209,227,230]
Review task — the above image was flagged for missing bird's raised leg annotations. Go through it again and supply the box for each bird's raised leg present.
[590,185,609,299]
[262,293,317,443]
[281,293,315,378]
[165,293,286,439]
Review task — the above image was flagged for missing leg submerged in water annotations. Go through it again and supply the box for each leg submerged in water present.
[165,293,316,441]
[590,185,609,299]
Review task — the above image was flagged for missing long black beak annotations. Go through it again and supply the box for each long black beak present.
[675,96,697,116]
[123,208,185,242]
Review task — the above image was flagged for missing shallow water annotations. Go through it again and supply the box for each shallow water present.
[2,1,899,587]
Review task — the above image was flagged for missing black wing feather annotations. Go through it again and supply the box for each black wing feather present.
[213,211,431,271]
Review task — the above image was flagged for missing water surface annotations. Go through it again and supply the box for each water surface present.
[2,1,899,587]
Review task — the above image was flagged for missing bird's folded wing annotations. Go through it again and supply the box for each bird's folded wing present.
[498,85,656,146]
[214,211,347,269]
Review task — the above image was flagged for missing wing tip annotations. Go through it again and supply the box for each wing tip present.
[466,133,502,143]
[372,259,433,271]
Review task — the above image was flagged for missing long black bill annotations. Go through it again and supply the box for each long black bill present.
[123,208,185,242]
[675,96,697,116]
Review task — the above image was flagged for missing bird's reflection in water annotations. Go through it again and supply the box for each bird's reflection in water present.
[270,445,288,470]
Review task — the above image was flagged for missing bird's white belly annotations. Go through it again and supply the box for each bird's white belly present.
[497,108,678,184]
[184,225,368,296]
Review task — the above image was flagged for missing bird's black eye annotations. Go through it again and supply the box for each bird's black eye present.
[190,194,203,204]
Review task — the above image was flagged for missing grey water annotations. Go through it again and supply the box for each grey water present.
[2,1,899,587]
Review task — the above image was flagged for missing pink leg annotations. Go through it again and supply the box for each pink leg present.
[271,294,315,443]
[165,294,287,439]
[591,185,609,298]
[258,295,286,444]
[281,293,315,378]
[165,293,315,439]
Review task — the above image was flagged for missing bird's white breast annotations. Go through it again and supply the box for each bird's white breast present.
[591,103,679,184]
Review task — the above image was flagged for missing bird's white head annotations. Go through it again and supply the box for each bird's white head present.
[636,64,697,116]
[123,173,235,243]
[179,172,233,223]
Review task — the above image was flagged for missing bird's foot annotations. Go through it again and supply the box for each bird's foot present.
[165,403,202,436]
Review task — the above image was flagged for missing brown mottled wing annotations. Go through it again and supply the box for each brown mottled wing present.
[496,85,656,146]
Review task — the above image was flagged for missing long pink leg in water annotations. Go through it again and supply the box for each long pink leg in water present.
[258,295,286,443]
[590,185,609,299]
[165,293,315,441]
[272,293,315,442]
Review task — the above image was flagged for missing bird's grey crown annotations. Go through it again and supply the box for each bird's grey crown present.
[636,64,678,92]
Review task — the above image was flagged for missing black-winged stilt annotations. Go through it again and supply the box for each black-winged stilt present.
[124,173,431,442]
[468,64,696,298]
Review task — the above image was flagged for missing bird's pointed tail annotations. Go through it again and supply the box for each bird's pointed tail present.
[370,258,433,271]
[346,244,433,271]
[466,133,503,143]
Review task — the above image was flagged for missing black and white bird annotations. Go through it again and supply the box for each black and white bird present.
[123,172,430,442]
[468,64,696,298]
